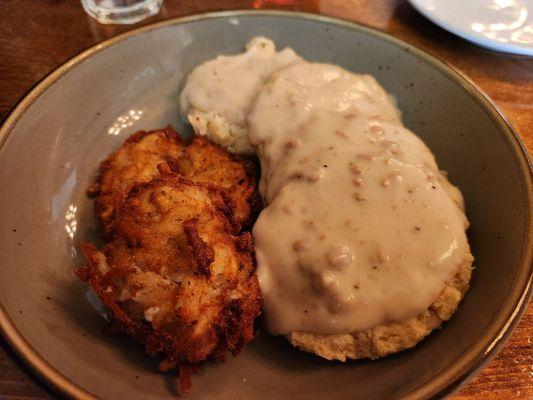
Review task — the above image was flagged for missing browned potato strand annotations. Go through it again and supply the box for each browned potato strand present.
[91,127,184,237]
[175,136,261,230]
[78,128,261,392]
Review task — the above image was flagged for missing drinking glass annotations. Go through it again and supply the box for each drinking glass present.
[81,0,163,25]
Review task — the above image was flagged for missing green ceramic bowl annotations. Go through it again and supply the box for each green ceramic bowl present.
[0,11,531,400]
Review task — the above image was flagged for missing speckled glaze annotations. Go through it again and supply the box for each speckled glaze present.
[0,11,531,400]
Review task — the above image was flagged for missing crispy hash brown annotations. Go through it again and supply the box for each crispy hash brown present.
[78,176,260,375]
[79,127,262,391]
[90,126,259,236]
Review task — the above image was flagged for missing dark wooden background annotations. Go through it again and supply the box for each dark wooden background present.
[0,0,531,398]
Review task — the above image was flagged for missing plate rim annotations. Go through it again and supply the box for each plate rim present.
[407,0,533,56]
[0,9,531,400]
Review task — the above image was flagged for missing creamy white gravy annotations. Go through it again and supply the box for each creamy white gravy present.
[180,37,302,133]
[182,38,471,335]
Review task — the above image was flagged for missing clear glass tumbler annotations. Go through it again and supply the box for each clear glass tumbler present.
[81,0,163,25]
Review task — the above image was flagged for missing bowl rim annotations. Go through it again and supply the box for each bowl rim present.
[0,9,531,400]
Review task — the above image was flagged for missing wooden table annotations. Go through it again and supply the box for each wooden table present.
[0,0,531,398]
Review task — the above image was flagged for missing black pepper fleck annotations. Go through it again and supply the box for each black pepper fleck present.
[12,229,16,232]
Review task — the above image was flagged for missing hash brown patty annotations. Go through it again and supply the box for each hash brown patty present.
[78,176,261,370]
[90,127,260,236]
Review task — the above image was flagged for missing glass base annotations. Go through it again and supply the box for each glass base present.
[81,0,162,25]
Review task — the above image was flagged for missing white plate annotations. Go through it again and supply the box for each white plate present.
[408,0,533,56]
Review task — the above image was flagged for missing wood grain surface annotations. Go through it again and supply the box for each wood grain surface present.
[0,0,531,399]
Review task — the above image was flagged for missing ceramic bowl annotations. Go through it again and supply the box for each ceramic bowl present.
[0,11,531,400]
